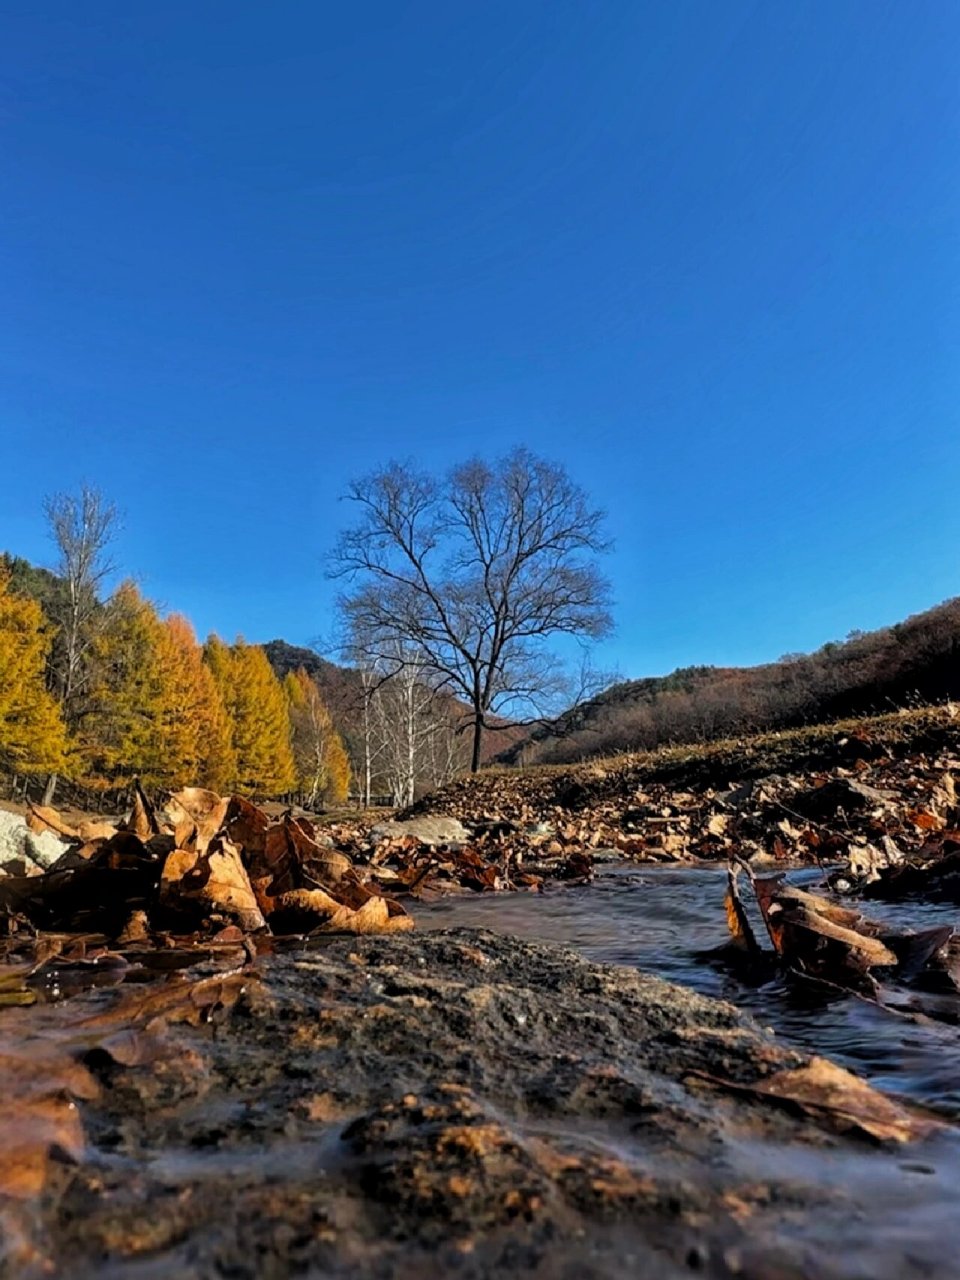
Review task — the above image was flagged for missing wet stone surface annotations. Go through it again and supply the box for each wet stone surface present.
[2,929,958,1279]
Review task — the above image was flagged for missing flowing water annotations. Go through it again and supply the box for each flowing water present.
[418,865,960,1116]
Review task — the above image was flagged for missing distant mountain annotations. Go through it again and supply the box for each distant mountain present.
[500,596,960,766]
[262,639,361,721]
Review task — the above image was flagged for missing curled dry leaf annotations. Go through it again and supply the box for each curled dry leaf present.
[124,782,161,840]
[27,805,79,841]
[752,875,897,973]
[753,1056,940,1144]
[724,868,761,955]
[160,838,265,933]
[76,819,118,842]
[0,1045,99,1199]
[165,788,229,855]
[322,894,415,935]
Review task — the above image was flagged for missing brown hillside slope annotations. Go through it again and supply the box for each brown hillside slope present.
[502,595,960,766]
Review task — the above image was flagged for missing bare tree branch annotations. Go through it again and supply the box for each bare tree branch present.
[40,484,120,803]
[329,449,613,772]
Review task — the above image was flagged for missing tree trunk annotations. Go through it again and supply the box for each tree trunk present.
[42,772,59,805]
[470,719,483,773]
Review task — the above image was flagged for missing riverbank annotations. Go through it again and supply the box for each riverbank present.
[3,712,959,1276]
[3,929,956,1280]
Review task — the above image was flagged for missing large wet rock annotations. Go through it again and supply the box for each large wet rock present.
[1,931,956,1279]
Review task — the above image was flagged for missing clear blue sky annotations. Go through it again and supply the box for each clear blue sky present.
[2,1,958,678]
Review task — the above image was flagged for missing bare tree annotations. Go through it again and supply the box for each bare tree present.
[363,644,470,805]
[42,484,119,801]
[330,449,612,772]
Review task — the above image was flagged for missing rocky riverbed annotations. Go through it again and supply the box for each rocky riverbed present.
[2,929,956,1280]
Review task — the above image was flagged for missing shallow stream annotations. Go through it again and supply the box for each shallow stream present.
[418,865,960,1116]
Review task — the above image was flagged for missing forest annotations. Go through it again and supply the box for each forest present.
[0,545,478,808]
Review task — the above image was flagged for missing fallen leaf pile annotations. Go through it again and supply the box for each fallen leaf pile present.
[401,707,960,892]
[720,861,959,1008]
[1,783,414,949]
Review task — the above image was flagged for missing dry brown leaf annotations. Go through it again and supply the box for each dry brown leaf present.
[76,819,118,842]
[27,805,79,841]
[272,887,342,929]
[0,1095,87,1197]
[905,809,945,832]
[125,783,162,840]
[165,788,228,855]
[323,894,415,935]
[724,868,761,954]
[160,839,265,933]
[754,1056,939,1143]
[0,1045,99,1199]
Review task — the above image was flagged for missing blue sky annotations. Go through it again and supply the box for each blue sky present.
[2,1,958,678]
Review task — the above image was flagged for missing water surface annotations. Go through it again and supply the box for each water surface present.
[418,865,960,1114]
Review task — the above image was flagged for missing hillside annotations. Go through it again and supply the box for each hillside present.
[262,638,527,767]
[404,704,960,877]
[501,596,960,766]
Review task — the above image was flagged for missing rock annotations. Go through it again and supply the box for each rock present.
[791,777,896,820]
[2,931,954,1279]
[591,847,627,863]
[0,811,68,873]
[370,816,471,847]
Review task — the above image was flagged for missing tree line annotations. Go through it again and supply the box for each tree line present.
[3,451,616,801]
[0,488,350,805]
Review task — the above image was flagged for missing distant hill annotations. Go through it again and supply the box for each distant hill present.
[501,596,960,766]
[262,639,361,722]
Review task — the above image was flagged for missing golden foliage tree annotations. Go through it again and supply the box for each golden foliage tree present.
[71,590,239,793]
[0,569,67,776]
[205,637,296,796]
[284,668,351,807]
[76,581,167,789]
[154,615,236,791]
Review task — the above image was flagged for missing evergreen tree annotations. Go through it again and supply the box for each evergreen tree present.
[77,581,167,789]
[0,568,67,776]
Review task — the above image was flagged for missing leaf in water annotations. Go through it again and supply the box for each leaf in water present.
[724,867,761,955]
[753,1056,940,1144]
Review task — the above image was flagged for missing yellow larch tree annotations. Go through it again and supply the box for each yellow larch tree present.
[76,581,168,790]
[0,568,67,776]
[154,615,236,791]
[283,667,351,807]
[204,636,295,796]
